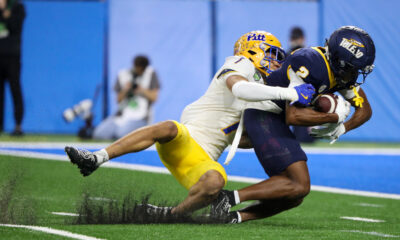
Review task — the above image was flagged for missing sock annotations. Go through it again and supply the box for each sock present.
[233,190,241,205]
[94,149,109,165]
[236,211,242,223]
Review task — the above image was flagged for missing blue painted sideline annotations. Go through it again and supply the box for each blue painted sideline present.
[0,145,399,195]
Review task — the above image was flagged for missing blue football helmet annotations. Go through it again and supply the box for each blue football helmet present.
[326,26,375,88]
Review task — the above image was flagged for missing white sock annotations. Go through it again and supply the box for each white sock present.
[233,190,241,205]
[237,211,242,223]
[94,149,109,165]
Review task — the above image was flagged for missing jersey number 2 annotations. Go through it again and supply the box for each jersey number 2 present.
[296,66,309,79]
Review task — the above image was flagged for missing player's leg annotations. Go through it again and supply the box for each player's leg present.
[148,122,227,216]
[238,161,310,202]
[171,169,225,215]
[237,161,310,222]
[237,197,304,221]
[65,120,178,176]
[105,120,177,158]
[211,109,310,223]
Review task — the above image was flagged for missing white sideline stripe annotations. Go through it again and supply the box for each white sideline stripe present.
[1,149,400,200]
[0,142,157,151]
[1,141,400,156]
[303,147,400,156]
[310,185,400,200]
[340,216,385,222]
[341,230,399,238]
[355,202,383,208]
[0,224,105,240]
[89,197,116,202]
[51,212,80,217]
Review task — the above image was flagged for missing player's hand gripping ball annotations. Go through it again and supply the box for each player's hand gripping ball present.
[312,93,338,113]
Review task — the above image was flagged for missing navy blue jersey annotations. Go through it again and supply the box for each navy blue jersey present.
[265,47,346,110]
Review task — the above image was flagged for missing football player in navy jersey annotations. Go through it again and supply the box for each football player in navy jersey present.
[212,26,376,223]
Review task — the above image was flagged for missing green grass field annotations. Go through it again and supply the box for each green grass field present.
[0,154,399,239]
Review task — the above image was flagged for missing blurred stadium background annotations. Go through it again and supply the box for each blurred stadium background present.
[0,0,399,239]
[6,0,399,141]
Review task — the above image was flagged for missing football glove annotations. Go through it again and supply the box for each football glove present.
[335,95,351,123]
[310,123,346,144]
[293,84,315,106]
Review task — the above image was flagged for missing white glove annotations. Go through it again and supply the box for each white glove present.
[310,123,346,144]
[335,95,351,123]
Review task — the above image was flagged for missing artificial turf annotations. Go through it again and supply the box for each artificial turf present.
[0,154,399,240]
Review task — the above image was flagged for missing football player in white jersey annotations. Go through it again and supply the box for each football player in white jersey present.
[65,31,315,219]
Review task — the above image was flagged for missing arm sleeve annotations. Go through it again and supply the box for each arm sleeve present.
[149,71,160,90]
[232,80,298,102]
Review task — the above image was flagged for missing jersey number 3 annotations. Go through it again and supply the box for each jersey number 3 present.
[296,66,309,79]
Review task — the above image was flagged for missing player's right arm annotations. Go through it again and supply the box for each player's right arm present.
[219,56,314,104]
[226,75,314,104]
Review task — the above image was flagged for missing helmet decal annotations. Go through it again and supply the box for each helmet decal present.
[326,26,376,87]
[234,30,286,75]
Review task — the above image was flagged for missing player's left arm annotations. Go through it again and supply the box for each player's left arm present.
[285,103,339,126]
[342,88,372,133]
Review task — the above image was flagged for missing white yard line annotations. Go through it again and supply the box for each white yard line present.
[0,224,105,240]
[311,185,400,200]
[340,216,385,223]
[341,230,399,238]
[89,197,116,202]
[354,202,383,208]
[51,212,80,217]
[1,149,400,200]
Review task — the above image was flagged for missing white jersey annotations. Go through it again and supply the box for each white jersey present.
[181,56,281,161]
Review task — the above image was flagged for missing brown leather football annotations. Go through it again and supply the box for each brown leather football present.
[313,93,338,113]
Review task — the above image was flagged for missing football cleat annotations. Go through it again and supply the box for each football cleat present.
[226,211,240,224]
[210,211,241,224]
[210,190,236,217]
[65,146,99,177]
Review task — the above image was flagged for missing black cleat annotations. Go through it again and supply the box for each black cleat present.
[65,146,99,176]
[208,210,241,224]
[225,211,240,224]
[210,190,236,217]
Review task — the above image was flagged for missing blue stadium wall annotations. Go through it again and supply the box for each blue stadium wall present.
[9,0,400,141]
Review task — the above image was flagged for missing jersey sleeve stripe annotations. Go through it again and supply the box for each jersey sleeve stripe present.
[311,47,336,89]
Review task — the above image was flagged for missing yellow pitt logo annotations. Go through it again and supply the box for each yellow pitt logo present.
[339,38,365,58]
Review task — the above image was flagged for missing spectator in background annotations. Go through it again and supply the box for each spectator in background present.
[93,55,160,139]
[288,26,305,53]
[0,0,25,136]
[288,26,315,143]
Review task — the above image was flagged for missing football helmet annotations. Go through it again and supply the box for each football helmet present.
[234,31,285,75]
[326,26,375,88]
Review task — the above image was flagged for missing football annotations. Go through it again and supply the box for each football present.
[313,93,338,113]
